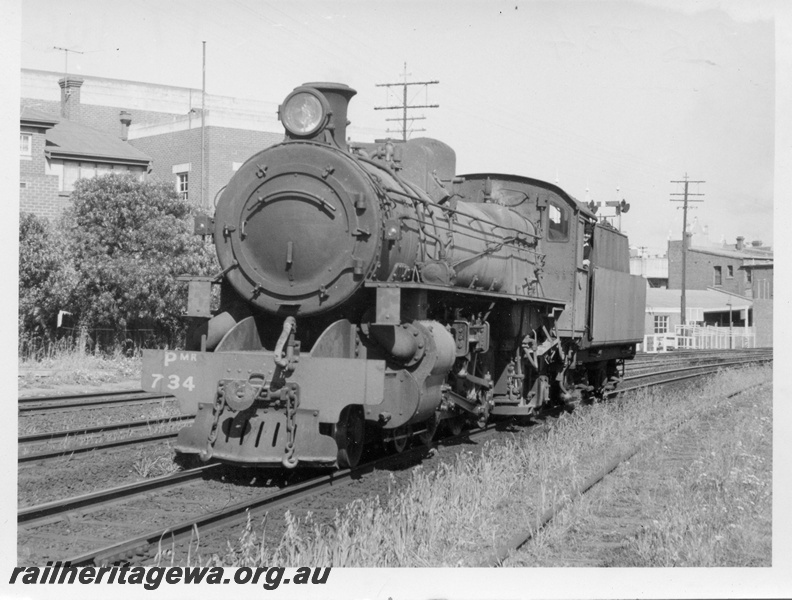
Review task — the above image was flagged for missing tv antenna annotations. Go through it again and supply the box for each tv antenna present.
[53,46,84,90]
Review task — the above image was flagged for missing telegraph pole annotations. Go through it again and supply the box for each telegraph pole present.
[670,174,705,332]
[201,41,206,210]
[375,63,438,141]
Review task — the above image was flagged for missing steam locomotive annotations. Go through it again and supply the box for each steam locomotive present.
[142,82,646,469]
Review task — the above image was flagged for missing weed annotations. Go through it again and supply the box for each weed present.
[210,365,771,567]
[132,449,180,479]
[18,342,142,388]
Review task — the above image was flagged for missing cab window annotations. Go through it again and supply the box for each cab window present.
[547,200,569,241]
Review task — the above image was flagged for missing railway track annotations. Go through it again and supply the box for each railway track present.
[617,352,772,394]
[18,348,769,439]
[18,430,182,464]
[18,389,183,463]
[18,439,437,566]
[19,415,191,447]
[480,377,772,567]
[18,389,174,414]
[627,348,771,376]
[17,351,771,566]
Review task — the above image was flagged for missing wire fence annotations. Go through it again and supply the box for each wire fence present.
[19,326,186,359]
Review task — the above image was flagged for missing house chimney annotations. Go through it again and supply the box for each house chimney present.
[119,111,132,141]
[751,240,762,247]
[58,76,84,122]
[736,236,745,250]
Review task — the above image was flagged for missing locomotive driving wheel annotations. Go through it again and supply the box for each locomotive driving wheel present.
[335,406,365,468]
[417,415,438,448]
[444,416,465,437]
[388,424,412,454]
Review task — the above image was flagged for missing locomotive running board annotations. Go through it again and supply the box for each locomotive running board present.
[363,281,567,307]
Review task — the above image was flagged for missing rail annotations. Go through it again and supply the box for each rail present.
[18,351,772,566]
[18,390,174,414]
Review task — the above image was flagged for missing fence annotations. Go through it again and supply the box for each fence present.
[19,326,186,358]
[642,325,755,353]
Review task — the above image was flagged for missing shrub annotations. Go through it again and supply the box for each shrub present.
[18,212,75,347]
[59,174,218,348]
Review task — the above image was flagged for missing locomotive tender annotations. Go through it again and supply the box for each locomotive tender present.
[142,82,646,469]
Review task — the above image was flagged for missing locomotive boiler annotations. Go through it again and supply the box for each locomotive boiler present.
[142,82,646,469]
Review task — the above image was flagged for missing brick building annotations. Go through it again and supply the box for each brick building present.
[644,288,752,333]
[641,287,755,352]
[127,114,283,210]
[744,263,773,347]
[19,107,60,219]
[20,68,288,216]
[667,236,773,297]
[20,78,152,219]
[20,74,154,218]
[631,222,773,350]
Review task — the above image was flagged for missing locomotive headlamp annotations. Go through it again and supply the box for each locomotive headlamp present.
[280,88,329,137]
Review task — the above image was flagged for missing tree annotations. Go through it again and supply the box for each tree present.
[63,173,217,347]
[18,212,75,342]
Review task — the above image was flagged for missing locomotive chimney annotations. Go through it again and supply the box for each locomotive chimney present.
[304,82,357,150]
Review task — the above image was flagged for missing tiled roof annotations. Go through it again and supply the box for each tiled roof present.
[645,288,751,313]
[46,118,151,165]
[20,106,59,127]
[688,245,773,261]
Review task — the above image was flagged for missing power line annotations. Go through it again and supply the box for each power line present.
[375,63,438,141]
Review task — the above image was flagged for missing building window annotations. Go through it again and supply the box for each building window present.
[727,265,734,279]
[80,162,97,180]
[63,161,80,192]
[20,133,32,157]
[653,315,669,334]
[176,172,189,201]
[745,269,752,284]
[713,266,722,286]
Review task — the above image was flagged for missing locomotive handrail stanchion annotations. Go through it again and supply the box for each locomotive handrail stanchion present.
[385,193,543,262]
[382,184,542,241]
[398,213,530,252]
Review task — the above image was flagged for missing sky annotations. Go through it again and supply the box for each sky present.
[17,0,777,254]
[4,1,792,598]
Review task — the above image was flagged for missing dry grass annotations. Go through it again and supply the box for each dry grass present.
[132,447,182,478]
[622,385,772,566]
[19,400,182,437]
[206,365,771,568]
[17,420,183,458]
[18,342,141,388]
